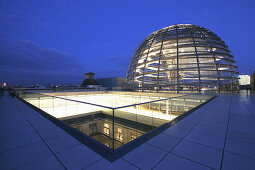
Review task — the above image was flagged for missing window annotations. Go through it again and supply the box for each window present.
[131,133,136,140]
[103,123,110,135]
[89,123,97,136]
[116,128,123,142]
[105,142,109,147]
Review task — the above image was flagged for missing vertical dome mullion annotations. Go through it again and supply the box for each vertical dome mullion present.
[156,28,169,92]
[175,26,180,93]
[141,35,156,92]
[199,29,221,93]
[191,31,201,93]
[226,57,234,91]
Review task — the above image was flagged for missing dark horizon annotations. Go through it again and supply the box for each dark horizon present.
[1,0,255,85]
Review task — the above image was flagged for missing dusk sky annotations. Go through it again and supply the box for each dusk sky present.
[0,0,254,85]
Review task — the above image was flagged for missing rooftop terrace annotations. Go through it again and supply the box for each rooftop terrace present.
[0,91,255,169]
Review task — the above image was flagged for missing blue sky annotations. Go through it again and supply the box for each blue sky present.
[0,0,254,85]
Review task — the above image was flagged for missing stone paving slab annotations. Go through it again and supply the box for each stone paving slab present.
[85,158,138,170]
[172,139,223,169]
[153,153,212,170]
[56,144,102,169]
[0,142,52,169]
[221,151,255,170]
[122,143,167,169]
[15,155,65,170]
[146,133,181,152]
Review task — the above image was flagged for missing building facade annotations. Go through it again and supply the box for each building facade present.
[251,71,255,91]
[239,75,251,90]
[81,73,97,87]
[96,77,127,90]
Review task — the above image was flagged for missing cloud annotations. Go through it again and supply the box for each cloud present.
[0,32,83,72]
[0,32,85,84]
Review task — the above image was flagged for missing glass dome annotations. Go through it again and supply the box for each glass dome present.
[126,24,239,93]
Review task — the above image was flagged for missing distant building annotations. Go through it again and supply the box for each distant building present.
[96,77,127,90]
[85,72,95,80]
[238,75,251,90]
[81,73,107,90]
[0,82,6,91]
[251,71,255,91]
[86,85,106,91]
[239,75,250,85]
[81,73,97,87]
[1,82,6,87]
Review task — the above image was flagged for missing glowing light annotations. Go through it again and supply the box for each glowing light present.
[2,82,6,87]
[25,93,181,121]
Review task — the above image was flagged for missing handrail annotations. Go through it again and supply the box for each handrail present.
[35,92,191,110]
[36,92,114,109]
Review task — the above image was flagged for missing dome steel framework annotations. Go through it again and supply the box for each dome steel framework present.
[127,24,238,93]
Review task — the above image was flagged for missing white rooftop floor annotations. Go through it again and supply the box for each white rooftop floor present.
[0,92,255,169]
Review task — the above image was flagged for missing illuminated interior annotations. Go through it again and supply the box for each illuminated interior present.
[21,91,214,150]
[127,24,239,93]
[25,91,184,120]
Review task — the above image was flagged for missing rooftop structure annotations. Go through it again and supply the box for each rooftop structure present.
[96,77,127,90]
[81,73,97,87]
[127,24,239,93]
[251,71,255,91]
[239,75,250,85]
[85,73,95,80]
